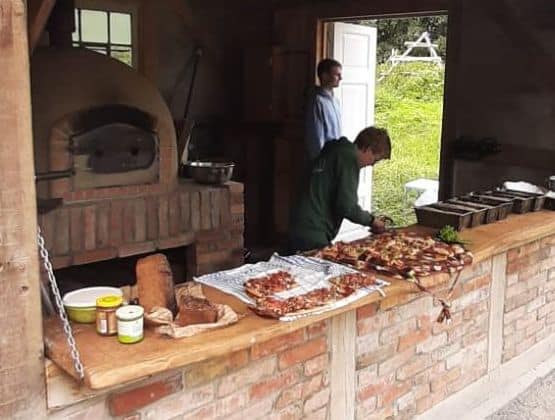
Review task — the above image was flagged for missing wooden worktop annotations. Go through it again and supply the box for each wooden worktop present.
[44,211,555,390]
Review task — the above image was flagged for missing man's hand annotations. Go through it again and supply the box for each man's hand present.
[370,215,393,234]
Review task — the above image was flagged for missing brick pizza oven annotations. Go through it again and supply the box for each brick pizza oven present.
[31,48,244,279]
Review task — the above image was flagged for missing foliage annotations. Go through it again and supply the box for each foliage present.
[372,62,444,226]
[376,62,445,102]
[359,16,447,63]
[436,225,468,245]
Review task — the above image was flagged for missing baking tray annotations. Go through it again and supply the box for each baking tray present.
[461,195,513,220]
[447,198,499,224]
[429,202,486,227]
[544,197,555,211]
[483,190,533,213]
[502,189,546,212]
[414,205,472,230]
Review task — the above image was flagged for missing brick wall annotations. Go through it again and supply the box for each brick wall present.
[43,234,555,419]
[48,322,331,420]
[503,235,555,362]
[355,260,492,419]
[38,181,244,276]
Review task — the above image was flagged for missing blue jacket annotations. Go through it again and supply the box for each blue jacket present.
[305,87,342,160]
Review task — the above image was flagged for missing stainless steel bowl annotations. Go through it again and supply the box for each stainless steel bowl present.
[185,161,235,185]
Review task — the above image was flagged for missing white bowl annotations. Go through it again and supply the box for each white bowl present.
[63,287,123,323]
[63,286,123,308]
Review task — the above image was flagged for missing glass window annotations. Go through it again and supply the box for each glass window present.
[111,47,132,64]
[72,6,135,67]
[110,13,131,44]
[81,10,108,43]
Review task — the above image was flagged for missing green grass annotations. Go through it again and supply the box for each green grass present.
[372,63,444,226]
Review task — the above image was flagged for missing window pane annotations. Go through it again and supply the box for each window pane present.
[86,45,108,55]
[111,47,133,66]
[72,9,80,42]
[81,9,108,43]
[110,12,131,45]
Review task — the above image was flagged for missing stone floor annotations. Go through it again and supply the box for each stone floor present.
[486,369,555,420]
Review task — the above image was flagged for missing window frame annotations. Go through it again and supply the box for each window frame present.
[73,0,139,68]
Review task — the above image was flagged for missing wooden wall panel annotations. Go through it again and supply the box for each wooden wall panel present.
[446,0,555,194]
[0,1,46,418]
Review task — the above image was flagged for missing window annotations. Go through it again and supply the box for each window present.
[72,1,138,67]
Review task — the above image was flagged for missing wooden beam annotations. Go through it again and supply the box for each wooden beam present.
[438,0,461,200]
[0,1,46,418]
[28,0,57,54]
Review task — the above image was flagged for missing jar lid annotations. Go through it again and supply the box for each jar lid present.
[116,305,144,320]
[96,295,123,308]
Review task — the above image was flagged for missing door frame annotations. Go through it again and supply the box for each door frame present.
[313,9,455,200]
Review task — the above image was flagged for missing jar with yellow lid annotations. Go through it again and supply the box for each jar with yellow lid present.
[96,295,123,336]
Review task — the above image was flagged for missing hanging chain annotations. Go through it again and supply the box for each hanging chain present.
[37,227,85,380]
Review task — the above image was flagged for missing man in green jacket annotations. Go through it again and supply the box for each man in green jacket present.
[289,126,392,253]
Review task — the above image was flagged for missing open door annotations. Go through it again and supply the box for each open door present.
[329,22,377,242]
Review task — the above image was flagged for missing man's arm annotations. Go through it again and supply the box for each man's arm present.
[305,97,325,160]
[335,158,374,226]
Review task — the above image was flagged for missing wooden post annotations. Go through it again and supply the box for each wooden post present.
[438,0,461,199]
[0,1,46,418]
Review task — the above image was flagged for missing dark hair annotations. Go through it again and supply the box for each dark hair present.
[354,127,392,159]
[317,58,342,79]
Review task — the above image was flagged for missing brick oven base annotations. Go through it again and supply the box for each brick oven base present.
[38,180,244,278]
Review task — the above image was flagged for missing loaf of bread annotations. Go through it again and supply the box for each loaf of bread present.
[175,295,218,326]
[136,253,176,313]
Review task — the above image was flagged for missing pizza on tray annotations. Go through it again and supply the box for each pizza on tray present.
[318,231,473,279]
[329,272,377,297]
[243,271,298,298]
[250,288,333,319]
[250,272,378,319]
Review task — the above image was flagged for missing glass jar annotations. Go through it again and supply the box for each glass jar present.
[96,295,123,336]
[116,305,144,344]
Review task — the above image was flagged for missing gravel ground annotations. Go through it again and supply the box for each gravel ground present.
[487,369,555,420]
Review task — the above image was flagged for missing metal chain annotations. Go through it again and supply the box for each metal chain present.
[37,227,85,380]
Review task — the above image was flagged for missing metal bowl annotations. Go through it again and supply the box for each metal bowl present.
[185,161,235,185]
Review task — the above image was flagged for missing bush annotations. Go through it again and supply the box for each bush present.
[372,62,444,226]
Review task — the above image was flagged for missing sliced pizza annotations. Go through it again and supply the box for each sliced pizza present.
[317,231,473,280]
[244,271,297,298]
[329,272,377,297]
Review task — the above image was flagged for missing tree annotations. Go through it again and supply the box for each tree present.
[358,16,448,64]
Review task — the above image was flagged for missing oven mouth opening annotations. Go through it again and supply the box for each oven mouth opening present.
[71,123,158,174]
[48,104,162,190]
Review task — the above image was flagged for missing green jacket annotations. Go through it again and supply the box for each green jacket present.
[290,138,374,249]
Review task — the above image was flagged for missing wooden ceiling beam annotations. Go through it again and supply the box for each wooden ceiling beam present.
[28,0,57,54]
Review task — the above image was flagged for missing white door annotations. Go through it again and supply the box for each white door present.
[330,22,377,242]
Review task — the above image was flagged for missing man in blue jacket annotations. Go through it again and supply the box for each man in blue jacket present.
[305,59,343,160]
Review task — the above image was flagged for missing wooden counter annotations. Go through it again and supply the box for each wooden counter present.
[44,211,555,390]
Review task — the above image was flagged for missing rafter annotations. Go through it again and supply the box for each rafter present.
[28,0,57,54]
